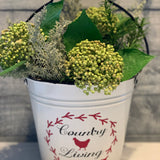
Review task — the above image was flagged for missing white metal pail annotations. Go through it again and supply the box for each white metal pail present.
[27,78,134,160]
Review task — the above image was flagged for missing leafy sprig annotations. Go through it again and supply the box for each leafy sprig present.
[0,0,154,95]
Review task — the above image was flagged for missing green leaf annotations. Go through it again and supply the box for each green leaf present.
[0,61,26,76]
[119,49,154,81]
[40,0,64,34]
[63,10,102,52]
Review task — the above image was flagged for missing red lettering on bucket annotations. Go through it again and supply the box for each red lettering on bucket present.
[73,138,90,150]
[45,112,118,160]
[99,118,109,125]
[89,112,102,120]
[50,146,57,155]
[44,136,50,145]
[110,129,117,137]
[62,112,75,119]
[55,118,63,125]
[47,120,54,128]
[110,121,117,128]
[74,114,87,121]
[112,136,118,145]
[106,146,112,154]
[50,146,60,160]
[46,129,53,138]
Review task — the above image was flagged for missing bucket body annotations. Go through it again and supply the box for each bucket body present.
[27,78,134,160]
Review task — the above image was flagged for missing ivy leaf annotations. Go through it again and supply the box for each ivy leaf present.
[63,10,102,52]
[40,0,64,35]
[119,49,154,81]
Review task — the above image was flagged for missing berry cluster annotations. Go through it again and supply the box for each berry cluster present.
[85,7,118,36]
[65,39,124,95]
[0,21,34,69]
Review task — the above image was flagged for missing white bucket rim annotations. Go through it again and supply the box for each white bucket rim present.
[26,78,135,102]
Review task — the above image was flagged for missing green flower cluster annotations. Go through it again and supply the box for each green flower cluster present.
[65,39,124,95]
[0,21,34,69]
[82,6,118,36]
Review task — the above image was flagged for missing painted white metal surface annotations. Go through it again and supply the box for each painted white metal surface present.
[27,78,134,160]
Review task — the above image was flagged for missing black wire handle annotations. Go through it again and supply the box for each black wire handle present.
[108,0,150,55]
[26,0,54,22]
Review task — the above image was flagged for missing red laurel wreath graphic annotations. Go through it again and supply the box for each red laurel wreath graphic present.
[44,112,118,160]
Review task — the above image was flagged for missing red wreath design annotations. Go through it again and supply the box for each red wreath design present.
[44,112,118,160]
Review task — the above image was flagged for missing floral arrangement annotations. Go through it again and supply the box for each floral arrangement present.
[0,0,154,95]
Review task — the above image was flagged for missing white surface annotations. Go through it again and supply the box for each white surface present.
[0,142,160,160]
[27,78,134,160]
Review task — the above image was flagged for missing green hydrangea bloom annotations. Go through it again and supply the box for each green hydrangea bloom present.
[0,21,34,69]
[65,39,124,95]
[76,6,119,36]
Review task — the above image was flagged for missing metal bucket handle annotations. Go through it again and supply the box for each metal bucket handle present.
[26,0,54,22]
